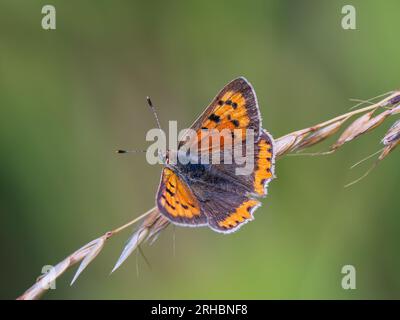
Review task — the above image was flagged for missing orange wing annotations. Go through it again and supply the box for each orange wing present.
[179,77,261,152]
[252,130,275,197]
[209,199,261,233]
[156,168,207,226]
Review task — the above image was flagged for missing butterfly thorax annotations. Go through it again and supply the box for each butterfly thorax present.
[166,149,251,201]
[166,149,210,180]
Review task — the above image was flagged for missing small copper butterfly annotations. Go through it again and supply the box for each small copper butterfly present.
[156,77,275,233]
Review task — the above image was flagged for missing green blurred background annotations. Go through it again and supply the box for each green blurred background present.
[1,0,399,299]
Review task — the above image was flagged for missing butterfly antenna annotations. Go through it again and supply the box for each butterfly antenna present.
[147,96,167,163]
[147,96,162,131]
[116,149,147,154]
[116,96,161,155]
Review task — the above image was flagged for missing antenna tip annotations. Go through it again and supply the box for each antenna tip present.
[116,150,127,154]
[146,96,153,106]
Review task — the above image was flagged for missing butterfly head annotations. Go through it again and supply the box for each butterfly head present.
[163,149,179,166]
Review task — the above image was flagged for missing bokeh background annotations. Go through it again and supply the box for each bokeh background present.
[1,0,399,299]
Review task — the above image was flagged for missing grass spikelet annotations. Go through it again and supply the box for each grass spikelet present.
[345,117,400,188]
[330,110,376,151]
[293,119,346,151]
[274,134,298,156]
[382,120,400,146]
[71,236,107,285]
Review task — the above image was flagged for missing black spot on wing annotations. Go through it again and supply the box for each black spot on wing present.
[208,113,221,123]
[161,195,176,210]
[231,119,240,127]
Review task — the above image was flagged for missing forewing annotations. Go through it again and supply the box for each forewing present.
[179,77,261,151]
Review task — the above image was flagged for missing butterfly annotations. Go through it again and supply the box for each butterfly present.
[156,77,275,233]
